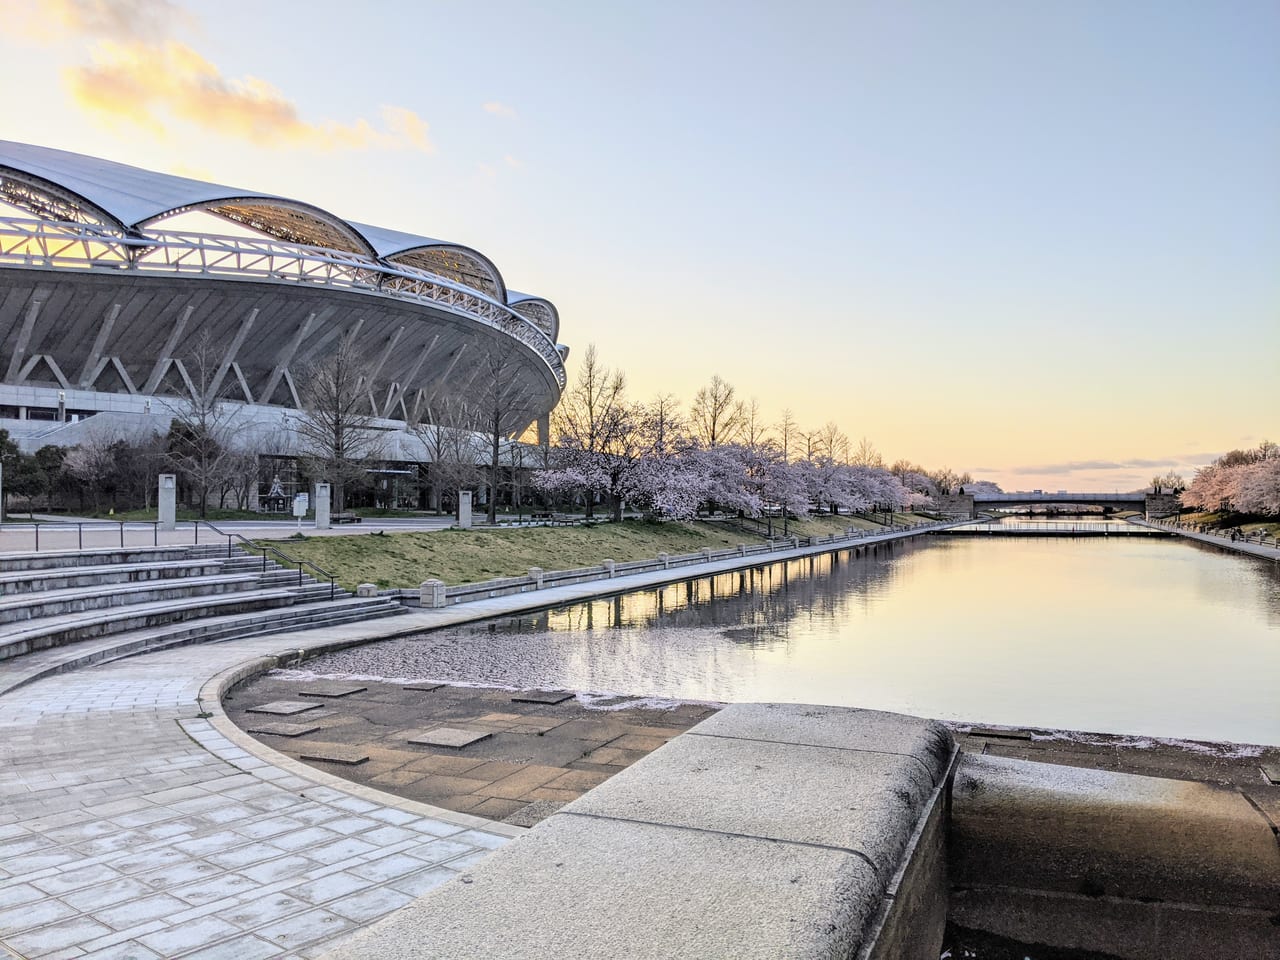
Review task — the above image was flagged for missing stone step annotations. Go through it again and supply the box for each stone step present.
[0,545,195,574]
[0,574,266,626]
[0,588,298,662]
[0,559,226,596]
[0,598,408,696]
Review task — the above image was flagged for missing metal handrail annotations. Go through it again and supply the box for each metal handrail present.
[194,520,337,600]
[0,217,566,388]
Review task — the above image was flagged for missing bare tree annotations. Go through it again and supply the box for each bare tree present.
[691,374,744,448]
[550,344,632,518]
[294,339,382,513]
[164,333,242,517]
[413,396,484,514]
[475,340,531,523]
[851,436,883,468]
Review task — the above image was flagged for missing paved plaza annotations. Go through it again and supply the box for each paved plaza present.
[0,626,517,960]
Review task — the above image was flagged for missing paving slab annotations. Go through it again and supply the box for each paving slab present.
[400,682,444,692]
[296,747,370,766]
[246,721,322,738]
[407,727,493,749]
[298,683,368,699]
[246,700,323,715]
[509,690,574,705]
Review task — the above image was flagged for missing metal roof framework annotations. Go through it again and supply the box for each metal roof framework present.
[0,141,553,320]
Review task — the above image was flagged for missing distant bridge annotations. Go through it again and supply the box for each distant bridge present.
[938,521,1173,537]
[972,492,1147,511]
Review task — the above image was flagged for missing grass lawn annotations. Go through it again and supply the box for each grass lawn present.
[258,520,773,589]
[259,513,939,590]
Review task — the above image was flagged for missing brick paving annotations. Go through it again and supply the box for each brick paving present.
[0,635,515,960]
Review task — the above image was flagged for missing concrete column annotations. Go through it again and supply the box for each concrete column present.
[419,579,446,608]
[314,483,331,530]
[528,567,544,588]
[158,474,177,531]
[458,490,472,529]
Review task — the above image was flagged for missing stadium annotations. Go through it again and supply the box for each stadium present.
[0,140,567,509]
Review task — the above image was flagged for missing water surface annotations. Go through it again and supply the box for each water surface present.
[307,526,1280,744]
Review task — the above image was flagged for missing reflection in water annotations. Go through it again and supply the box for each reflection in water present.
[310,536,1280,745]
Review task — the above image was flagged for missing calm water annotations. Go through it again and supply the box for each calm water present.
[306,522,1280,745]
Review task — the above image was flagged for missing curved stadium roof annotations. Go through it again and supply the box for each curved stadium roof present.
[0,139,555,337]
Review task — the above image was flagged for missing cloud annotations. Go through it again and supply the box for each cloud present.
[64,39,435,153]
[1000,454,1222,476]
[504,154,523,169]
[9,0,188,44]
[483,101,517,118]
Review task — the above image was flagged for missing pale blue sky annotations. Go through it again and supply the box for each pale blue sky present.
[3,0,1276,489]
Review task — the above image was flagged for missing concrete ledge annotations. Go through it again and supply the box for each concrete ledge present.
[321,703,955,960]
[950,754,1280,958]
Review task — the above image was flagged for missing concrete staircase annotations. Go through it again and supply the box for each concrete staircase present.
[0,544,406,690]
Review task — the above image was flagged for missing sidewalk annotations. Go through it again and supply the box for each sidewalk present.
[1132,519,1280,562]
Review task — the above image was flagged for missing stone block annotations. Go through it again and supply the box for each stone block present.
[419,579,446,608]
[317,814,883,960]
[355,583,378,598]
[689,702,953,787]
[527,566,543,588]
[564,733,933,878]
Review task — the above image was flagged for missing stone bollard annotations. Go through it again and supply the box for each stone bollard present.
[356,583,378,598]
[419,579,446,608]
[791,536,800,549]
[602,559,616,578]
[658,552,670,569]
[701,548,713,562]
[738,543,747,556]
[528,566,544,589]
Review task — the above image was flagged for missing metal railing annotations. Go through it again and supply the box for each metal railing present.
[194,521,337,600]
[1145,518,1279,550]
[0,217,566,388]
[429,519,954,606]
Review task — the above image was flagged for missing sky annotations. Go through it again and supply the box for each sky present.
[1,0,1276,492]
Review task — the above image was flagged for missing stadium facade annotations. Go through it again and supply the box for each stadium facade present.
[0,141,567,508]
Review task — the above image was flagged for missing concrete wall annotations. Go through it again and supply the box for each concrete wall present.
[935,493,976,519]
[1144,492,1182,518]
[949,754,1280,959]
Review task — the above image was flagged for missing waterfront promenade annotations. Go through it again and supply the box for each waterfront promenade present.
[0,528,937,958]
[1133,518,1280,562]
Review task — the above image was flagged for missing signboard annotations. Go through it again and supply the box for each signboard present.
[292,493,309,518]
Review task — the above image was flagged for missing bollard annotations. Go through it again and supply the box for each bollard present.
[738,543,747,556]
[658,552,670,569]
[528,567,544,589]
[602,559,616,578]
[701,548,713,562]
[356,583,378,598]
[420,579,446,608]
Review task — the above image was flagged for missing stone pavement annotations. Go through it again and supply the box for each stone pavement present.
[0,633,517,960]
[227,677,718,826]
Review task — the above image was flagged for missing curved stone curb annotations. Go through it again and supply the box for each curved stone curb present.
[198,653,524,839]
